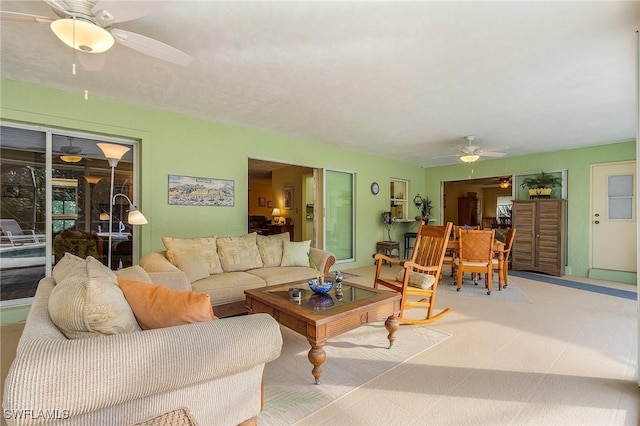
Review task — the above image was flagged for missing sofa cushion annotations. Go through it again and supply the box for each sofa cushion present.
[191,271,266,305]
[48,256,141,339]
[247,266,318,286]
[52,252,89,284]
[118,278,217,330]
[162,235,223,275]
[281,240,311,267]
[217,232,263,272]
[169,247,210,283]
[256,232,289,267]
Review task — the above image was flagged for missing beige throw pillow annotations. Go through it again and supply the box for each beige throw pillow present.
[52,252,88,284]
[162,235,223,275]
[217,233,263,272]
[49,256,141,339]
[256,233,289,267]
[281,240,311,267]
[114,265,153,283]
[168,248,210,283]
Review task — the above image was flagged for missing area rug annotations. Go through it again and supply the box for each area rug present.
[259,323,450,426]
[440,274,533,303]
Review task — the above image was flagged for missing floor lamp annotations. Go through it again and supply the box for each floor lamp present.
[97,142,144,269]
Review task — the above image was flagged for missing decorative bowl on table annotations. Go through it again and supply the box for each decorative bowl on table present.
[308,278,333,294]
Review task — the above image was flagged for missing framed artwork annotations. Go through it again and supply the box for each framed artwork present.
[283,186,293,209]
[168,174,234,206]
[258,197,266,207]
[267,200,273,208]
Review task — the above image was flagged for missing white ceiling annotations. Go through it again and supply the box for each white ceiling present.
[1,1,638,167]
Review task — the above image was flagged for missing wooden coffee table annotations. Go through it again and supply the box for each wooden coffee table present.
[245,280,401,384]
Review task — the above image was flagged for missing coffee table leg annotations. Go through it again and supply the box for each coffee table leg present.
[307,341,326,385]
[385,314,399,349]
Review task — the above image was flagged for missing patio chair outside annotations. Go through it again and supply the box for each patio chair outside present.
[0,219,44,246]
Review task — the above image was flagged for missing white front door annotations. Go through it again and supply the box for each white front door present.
[591,161,637,272]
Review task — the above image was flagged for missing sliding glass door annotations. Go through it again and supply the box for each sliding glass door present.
[1,123,139,306]
[324,170,354,262]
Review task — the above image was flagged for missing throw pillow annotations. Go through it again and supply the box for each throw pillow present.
[52,252,88,284]
[49,258,142,339]
[256,233,289,267]
[118,278,217,330]
[216,233,263,272]
[395,270,437,290]
[114,265,153,283]
[281,240,312,267]
[162,235,223,275]
[167,248,210,283]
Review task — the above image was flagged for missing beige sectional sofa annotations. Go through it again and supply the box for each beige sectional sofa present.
[3,254,283,425]
[140,232,336,317]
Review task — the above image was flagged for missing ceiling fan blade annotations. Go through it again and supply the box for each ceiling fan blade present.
[480,151,506,158]
[92,0,166,25]
[110,28,193,66]
[75,51,107,71]
[44,0,70,14]
[0,11,54,23]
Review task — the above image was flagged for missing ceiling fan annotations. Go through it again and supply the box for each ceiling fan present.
[58,137,83,162]
[0,0,193,67]
[457,135,507,163]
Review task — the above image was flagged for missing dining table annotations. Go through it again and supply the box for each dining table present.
[447,239,507,291]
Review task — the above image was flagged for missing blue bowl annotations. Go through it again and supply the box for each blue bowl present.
[308,278,333,294]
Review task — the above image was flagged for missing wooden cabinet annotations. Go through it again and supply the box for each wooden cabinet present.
[267,224,294,240]
[458,196,479,226]
[511,199,566,276]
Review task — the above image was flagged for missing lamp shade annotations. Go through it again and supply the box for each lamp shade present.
[99,211,110,221]
[97,143,130,167]
[50,18,114,53]
[127,208,148,225]
[84,175,102,185]
[460,154,480,163]
[271,208,281,217]
[60,154,82,163]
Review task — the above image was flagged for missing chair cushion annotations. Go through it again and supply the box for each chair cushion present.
[395,270,437,289]
[118,278,217,330]
[48,256,141,339]
[281,240,311,267]
[454,258,491,267]
[162,235,223,275]
[217,232,263,272]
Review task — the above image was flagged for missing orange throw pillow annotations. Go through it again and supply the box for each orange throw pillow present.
[118,278,217,330]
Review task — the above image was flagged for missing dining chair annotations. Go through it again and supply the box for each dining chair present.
[454,229,495,295]
[492,228,516,291]
[443,225,481,280]
[373,221,453,324]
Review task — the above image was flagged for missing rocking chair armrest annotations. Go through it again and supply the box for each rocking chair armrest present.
[373,253,402,265]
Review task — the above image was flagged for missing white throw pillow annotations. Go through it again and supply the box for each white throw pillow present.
[281,240,312,267]
[256,233,289,267]
[52,252,88,284]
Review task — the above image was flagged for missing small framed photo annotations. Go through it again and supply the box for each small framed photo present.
[258,197,266,207]
[283,186,293,209]
[267,200,273,208]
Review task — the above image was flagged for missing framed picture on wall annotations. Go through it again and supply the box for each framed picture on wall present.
[283,186,293,209]
[267,200,273,208]
[258,197,266,207]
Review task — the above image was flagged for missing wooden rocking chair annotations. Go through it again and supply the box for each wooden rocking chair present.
[373,221,453,324]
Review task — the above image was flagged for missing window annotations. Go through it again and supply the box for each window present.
[1,123,139,306]
[390,178,409,220]
[496,196,513,218]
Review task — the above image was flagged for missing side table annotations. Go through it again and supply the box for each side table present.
[376,241,400,267]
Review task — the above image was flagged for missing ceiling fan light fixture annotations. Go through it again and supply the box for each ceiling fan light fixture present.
[499,178,511,189]
[51,18,114,53]
[460,154,479,163]
[60,154,82,163]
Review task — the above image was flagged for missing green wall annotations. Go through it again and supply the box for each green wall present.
[424,142,636,277]
[0,78,425,270]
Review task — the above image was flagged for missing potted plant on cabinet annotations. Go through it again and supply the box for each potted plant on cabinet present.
[520,171,562,198]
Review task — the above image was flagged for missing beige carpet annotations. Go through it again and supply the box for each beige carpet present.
[259,323,450,426]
